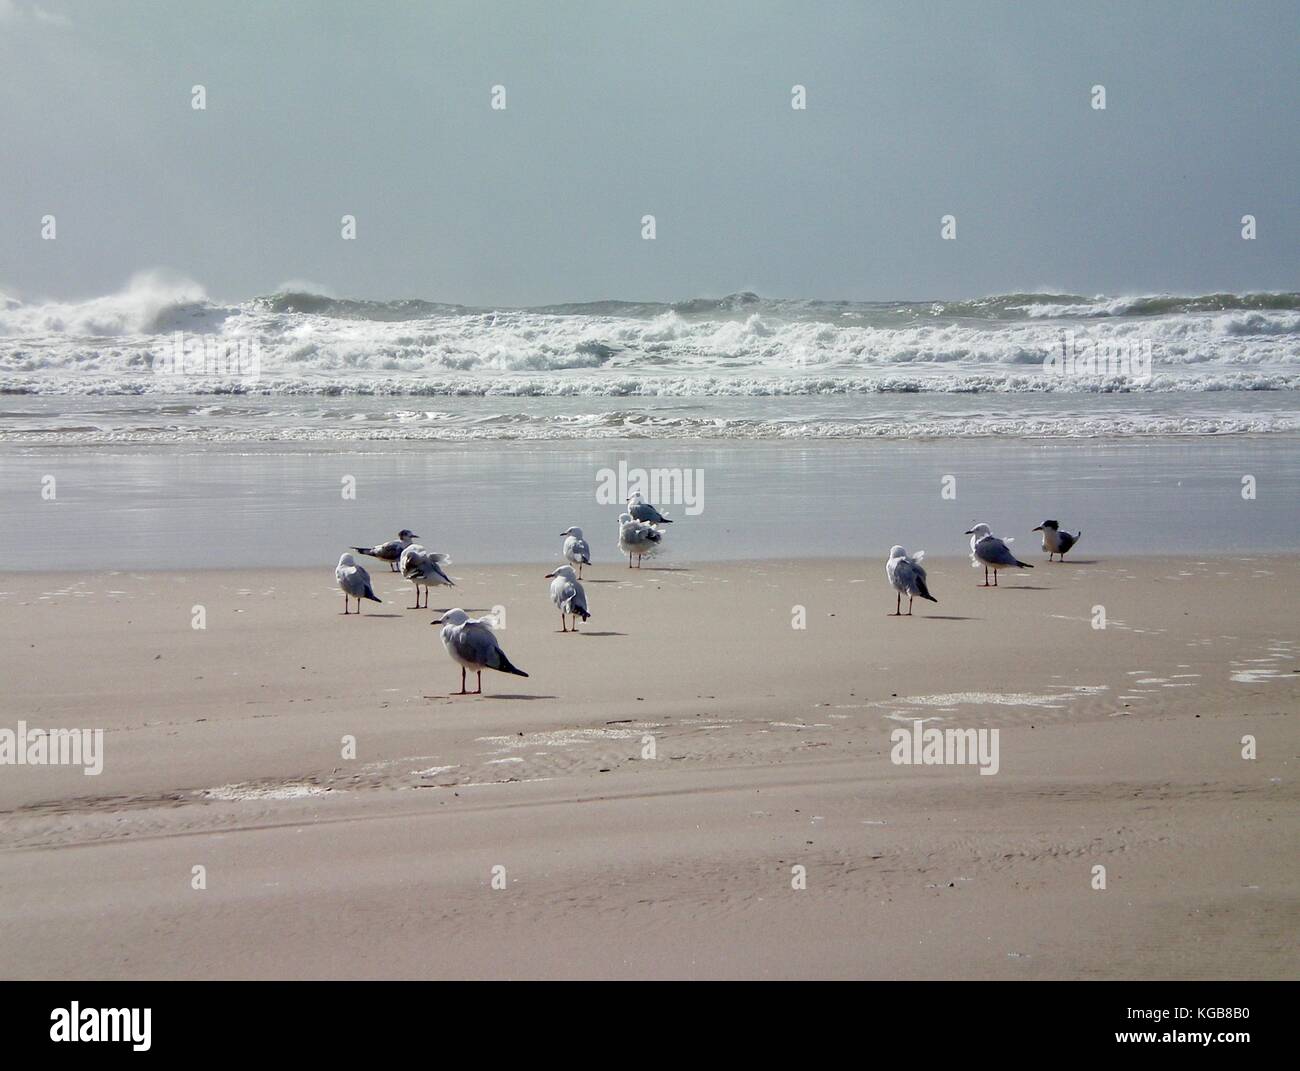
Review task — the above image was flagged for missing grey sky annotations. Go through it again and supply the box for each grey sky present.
[2,0,1296,306]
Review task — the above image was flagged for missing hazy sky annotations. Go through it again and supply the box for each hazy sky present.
[2,0,1296,305]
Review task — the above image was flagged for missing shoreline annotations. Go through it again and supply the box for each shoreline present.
[3,437,1299,571]
[0,549,1295,575]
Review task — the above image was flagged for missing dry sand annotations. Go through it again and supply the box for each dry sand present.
[0,555,1295,979]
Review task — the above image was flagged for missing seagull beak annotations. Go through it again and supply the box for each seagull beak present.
[1032,526,1042,532]
[431,618,441,625]
[963,528,974,535]
[544,572,555,578]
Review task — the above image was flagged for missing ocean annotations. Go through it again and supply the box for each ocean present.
[1,277,1297,443]
[2,279,1296,568]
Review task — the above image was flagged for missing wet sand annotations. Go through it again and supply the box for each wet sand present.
[2,436,1298,571]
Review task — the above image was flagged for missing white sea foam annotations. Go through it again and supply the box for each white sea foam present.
[2,282,1296,442]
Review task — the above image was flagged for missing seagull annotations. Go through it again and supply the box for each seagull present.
[886,546,938,615]
[431,608,528,695]
[628,492,673,525]
[544,564,591,632]
[335,553,382,614]
[353,529,419,572]
[400,544,454,609]
[560,526,591,577]
[617,512,663,568]
[1032,520,1082,562]
[965,523,1033,587]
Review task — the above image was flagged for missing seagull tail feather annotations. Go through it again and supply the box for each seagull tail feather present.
[496,652,529,677]
[363,587,382,602]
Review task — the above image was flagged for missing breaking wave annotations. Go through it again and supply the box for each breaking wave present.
[1,278,1295,441]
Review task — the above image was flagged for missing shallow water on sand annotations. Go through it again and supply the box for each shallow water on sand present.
[2,437,1296,570]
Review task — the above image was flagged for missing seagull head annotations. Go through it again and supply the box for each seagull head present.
[338,553,357,567]
[888,545,908,560]
[432,608,469,626]
[1032,520,1058,533]
[964,523,992,538]
[398,529,419,541]
[618,512,633,524]
[627,492,644,504]
[561,526,583,537]
[545,565,578,580]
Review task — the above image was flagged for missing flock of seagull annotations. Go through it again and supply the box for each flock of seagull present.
[886,519,1081,614]
[333,493,677,694]
[334,503,1079,692]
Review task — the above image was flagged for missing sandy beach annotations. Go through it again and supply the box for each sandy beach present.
[1,555,1294,979]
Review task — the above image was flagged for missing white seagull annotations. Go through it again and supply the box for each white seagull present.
[627,492,673,525]
[560,526,591,577]
[335,553,382,614]
[400,543,455,609]
[617,512,663,568]
[1032,520,1082,562]
[965,523,1033,587]
[431,608,528,695]
[353,529,419,572]
[886,545,938,616]
[544,564,591,632]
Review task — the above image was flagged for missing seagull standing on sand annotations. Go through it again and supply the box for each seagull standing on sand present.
[560,526,591,577]
[886,545,938,615]
[627,492,673,525]
[335,553,382,614]
[431,609,528,695]
[400,544,454,609]
[965,523,1033,587]
[1032,520,1082,562]
[544,564,591,632]
[353,529,419,572]
[617,512,663,568]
